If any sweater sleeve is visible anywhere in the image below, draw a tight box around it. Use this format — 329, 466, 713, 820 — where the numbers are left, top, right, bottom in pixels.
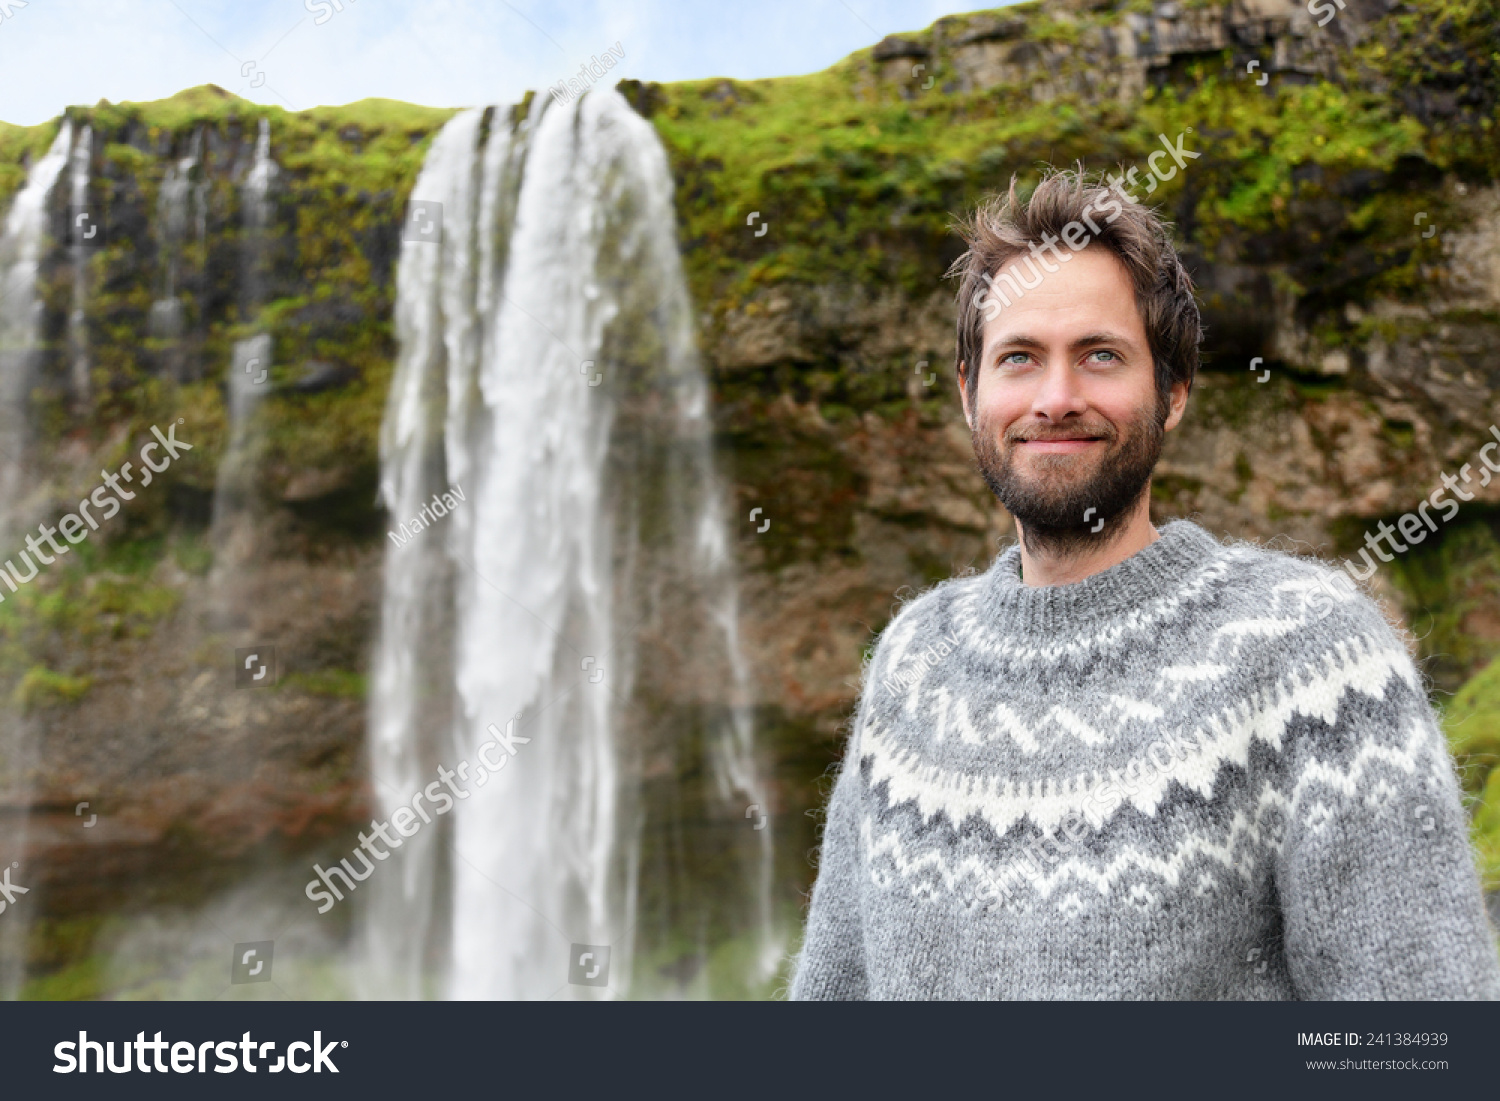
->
789, 727, 869, 1001
1275, 618, 1500, 1000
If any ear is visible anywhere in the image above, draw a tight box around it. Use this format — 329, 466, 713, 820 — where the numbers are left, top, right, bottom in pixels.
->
1162, 379, 1190, 432
958, 362, 973, 430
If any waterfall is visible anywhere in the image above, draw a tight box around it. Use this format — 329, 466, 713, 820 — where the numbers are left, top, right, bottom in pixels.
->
66, 125, 93, 407
0, 121, 72, 540
149, 128, 204, 358
364, 91, 779, 1000
209, 119, 277, 605
242, 118, 276, 243
0, 118, 72, 998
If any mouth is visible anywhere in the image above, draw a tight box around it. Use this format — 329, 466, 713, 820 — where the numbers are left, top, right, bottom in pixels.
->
1013, 434, 1107, 455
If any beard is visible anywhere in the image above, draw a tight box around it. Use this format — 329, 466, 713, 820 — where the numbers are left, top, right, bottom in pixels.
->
972, 395, 1167, 560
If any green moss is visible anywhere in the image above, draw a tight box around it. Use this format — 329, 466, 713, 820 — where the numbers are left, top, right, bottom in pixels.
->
1286, 376, 1346, 402
1471, 768, 1500, 890
1230, 451, 1253, 503
1443, 654, 1500, 889
1029, 13, 1082, 45
19, 954, 106, 1001
171, 532, 213, 576
13, 666, 93, 710
1382, 418, 1417, 452
285, 669, 367, 699
0, 537, 182, 691
1384, 517, 1500, 690
0, 118, 64, 212
1446, 654, 1500, 794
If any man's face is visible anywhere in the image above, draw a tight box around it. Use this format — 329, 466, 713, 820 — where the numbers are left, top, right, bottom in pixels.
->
958, 246, 1188, 554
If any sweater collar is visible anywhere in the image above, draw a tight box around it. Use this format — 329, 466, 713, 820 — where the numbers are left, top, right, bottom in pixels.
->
978, 520, 1224, 638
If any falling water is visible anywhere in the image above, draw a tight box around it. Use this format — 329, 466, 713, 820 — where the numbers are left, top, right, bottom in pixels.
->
242, 118, 276, 244
0, 121, 71, 540
66, 125, 93, 406
0, 119, 72, 998
149, 128, 205, 354
208, 119, 277, 598
364, 91, 779, 1000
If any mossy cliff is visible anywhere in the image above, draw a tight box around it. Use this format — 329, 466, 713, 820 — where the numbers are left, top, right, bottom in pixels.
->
1, 0, 1497, 996
625, 0, 1500, 898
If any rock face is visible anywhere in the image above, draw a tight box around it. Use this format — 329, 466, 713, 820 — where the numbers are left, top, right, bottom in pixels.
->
872, 0, 1393, 101
1, 0, 1498, 994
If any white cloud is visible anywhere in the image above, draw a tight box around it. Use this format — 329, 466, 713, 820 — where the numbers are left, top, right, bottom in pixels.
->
0, 0, 982, 126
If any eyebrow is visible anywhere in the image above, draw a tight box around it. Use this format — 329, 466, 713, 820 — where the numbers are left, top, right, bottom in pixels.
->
988, 331, 1140, 359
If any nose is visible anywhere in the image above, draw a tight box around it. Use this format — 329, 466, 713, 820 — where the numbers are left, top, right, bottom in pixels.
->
1029, 360, 1088, 423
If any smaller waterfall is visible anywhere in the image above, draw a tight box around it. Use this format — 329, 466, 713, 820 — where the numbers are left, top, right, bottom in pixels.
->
0, 121, 72, 540
0, 118, 73, 999
243, 119, 276, 239
210, 331, 272, 563
149, 129, 204, 352
66, 125, 93, 407
208, 119, 278, 614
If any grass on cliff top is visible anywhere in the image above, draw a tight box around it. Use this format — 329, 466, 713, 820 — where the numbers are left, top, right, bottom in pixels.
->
75, 84, 458, 206
646, 0, 1483, 313
0, 119, 64, 211
0, 85, 456, 230
104, 85, 454, 134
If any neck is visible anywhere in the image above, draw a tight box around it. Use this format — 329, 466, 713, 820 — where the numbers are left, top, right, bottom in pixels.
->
1015, 495, 1159, 587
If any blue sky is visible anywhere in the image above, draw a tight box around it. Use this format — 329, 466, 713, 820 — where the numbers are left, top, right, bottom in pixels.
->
0, 0, 998, 126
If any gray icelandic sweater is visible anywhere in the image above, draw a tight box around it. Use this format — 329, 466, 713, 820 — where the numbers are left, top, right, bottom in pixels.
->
790, 521, 1500, 1000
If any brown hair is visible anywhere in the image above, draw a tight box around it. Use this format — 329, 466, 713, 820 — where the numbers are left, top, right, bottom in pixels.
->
947, 168, 1201, 413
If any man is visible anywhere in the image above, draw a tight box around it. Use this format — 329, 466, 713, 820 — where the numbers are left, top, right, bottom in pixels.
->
789, 171, 1500, 999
